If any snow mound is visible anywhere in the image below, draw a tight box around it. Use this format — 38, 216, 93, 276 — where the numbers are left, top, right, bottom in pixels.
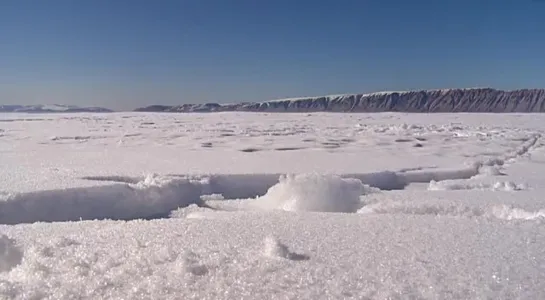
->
428, 180, 526, 191
263, 236, 309, 261
490, 205, 545, 221
491, 181, 527, 191
255, 174, 367, 213
0, 235, 23, 272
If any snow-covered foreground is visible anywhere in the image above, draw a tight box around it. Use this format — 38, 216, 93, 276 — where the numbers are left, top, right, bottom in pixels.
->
1, 112, 545, 299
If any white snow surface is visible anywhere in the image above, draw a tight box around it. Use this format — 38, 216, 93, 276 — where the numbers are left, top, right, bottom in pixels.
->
1, 112, 545, 299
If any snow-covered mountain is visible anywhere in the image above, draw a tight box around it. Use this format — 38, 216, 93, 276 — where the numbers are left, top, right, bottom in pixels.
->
0, 104, 112, 113
134, 88, 545, 113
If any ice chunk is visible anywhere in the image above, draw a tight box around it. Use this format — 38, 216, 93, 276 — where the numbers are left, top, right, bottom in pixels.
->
255, 174, 366, 213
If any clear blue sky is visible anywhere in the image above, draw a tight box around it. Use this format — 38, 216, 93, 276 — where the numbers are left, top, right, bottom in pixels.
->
1, 0, 544, 110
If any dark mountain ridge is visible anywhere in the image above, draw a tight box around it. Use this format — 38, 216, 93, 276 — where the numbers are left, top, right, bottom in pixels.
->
134, 88, 545, 113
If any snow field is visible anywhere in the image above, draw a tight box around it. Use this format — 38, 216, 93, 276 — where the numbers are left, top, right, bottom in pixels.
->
1, 112, 541, 193
0, 112, 544, 225
1, 212, 544, 299
1, 112, 545, 298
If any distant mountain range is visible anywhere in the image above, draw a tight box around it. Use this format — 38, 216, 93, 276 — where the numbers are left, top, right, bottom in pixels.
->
4, 88, 545, 113
134, 88, 545, 113
0, 104, 112, 113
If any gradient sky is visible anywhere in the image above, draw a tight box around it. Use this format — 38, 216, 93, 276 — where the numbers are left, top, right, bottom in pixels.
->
1, 0, 544, 110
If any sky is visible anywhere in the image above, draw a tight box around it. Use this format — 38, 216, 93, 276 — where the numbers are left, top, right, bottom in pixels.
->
0, 0, 544, 111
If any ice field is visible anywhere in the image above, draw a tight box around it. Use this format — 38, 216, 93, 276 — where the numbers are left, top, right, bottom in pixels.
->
1, 112, 545, 299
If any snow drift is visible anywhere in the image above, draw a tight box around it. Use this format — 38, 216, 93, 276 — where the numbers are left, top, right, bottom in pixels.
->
0, 158, 531, 224
0, 175, 206, 224
428, 180, 526, 191
491, 205, 545, 221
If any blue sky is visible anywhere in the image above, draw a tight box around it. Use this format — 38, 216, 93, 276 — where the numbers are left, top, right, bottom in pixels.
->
1, 0, 544, 110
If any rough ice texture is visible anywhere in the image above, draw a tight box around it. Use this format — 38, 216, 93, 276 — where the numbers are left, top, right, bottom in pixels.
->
134, 88, 545, 113
1, 213, 544, 299
1, 112, 545, 298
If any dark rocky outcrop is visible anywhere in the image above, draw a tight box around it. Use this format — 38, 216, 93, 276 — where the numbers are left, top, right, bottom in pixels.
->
134, 88, 545, 113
